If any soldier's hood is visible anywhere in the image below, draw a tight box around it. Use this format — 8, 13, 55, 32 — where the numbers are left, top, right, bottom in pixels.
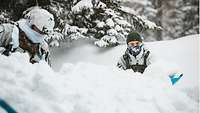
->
17, 19, 45, 44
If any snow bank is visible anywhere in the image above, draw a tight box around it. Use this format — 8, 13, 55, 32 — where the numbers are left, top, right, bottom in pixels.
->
51, 34, 199, 103
0, 52, 198, 113
0, 35, 199, 113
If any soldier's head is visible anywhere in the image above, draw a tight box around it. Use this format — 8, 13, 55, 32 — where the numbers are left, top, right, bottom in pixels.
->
127, 32, 143, 45
126, 32, 144, 56
25, 7, 55, 35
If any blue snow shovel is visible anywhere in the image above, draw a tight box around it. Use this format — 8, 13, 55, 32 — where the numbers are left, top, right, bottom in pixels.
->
169, 73, 183, 85
0, 99, 18, 113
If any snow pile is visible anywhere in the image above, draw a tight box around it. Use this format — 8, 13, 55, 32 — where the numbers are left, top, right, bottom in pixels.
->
51, 34, 199, 102
0, 52, 198, 113
0, 35, 199, 113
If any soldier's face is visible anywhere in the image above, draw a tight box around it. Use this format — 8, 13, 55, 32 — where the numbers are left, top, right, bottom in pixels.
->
127, 41, 143, 56
128, 41, 142, 47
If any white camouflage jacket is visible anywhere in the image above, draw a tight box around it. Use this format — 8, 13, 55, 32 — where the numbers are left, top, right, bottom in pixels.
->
117, 45, 153, 73
0, 22, 50, 64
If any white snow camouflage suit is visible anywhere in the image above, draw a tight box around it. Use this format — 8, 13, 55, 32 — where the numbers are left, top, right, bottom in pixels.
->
0, 20, 50, 64
0, 23, 14, 52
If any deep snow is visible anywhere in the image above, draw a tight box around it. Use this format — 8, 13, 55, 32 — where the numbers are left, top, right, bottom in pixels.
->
0, 35, 199, 113
51, 35, 199, 88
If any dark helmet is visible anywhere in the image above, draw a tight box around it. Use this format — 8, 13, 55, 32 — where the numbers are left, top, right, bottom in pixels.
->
126, 32, 143, 44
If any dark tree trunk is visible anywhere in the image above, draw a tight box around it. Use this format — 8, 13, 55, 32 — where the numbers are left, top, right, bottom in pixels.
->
153, 0, 163, 41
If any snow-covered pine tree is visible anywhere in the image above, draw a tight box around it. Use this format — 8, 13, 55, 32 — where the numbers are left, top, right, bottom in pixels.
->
122, 0, 199, 40
0, 0, 160, 47
47, 0, 160, 47
121, 0, 159, 41
153, 0, 199, 39
179, 0, 199, 36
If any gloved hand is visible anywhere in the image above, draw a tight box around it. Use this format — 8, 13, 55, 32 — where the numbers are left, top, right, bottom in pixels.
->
40, 41, 49, 53
39, 41, 51, 66
117, 62, 126, 70
29, 41, 49, 64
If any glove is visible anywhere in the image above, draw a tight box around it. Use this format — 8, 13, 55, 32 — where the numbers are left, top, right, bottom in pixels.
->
40, 41, 49, 53
117, 63, 126, 70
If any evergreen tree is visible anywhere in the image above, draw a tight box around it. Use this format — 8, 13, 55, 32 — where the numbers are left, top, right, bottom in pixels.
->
0, 0, 160, 47
121, 0, 161, 41
155, 0, 199, 39
180, 0, 199, 36
122, 0, 199, 40
48, 0, 160, 47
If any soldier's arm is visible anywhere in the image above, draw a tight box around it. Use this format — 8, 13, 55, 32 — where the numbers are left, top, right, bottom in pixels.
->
117, 54, 130, 70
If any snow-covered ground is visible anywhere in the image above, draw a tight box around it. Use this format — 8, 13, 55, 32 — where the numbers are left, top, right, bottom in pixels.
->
0, 35, 199, 113
51, 35, 199, 88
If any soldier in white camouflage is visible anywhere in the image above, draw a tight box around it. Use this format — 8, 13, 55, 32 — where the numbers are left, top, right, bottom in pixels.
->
117, 32, 153, 73
0, 7, 54, 65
